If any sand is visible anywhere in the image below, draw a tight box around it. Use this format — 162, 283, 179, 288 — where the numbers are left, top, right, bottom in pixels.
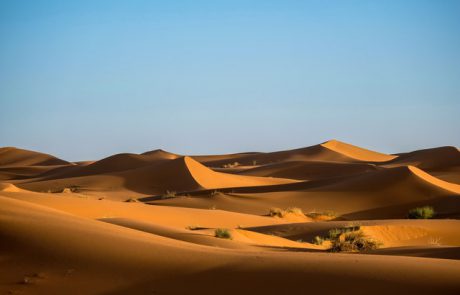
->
1, 140, 460, 294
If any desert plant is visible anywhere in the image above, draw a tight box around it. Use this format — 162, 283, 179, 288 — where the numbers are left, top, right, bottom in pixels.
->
330, 230, 380, 252
269, 207, 286, 218
306, 210, 336, 220
222, 162, 240, 168
328, 228, 342, 240
286, 207, 304, 215
161, 190, 177, 199
269, 207, 305, 218
408, 206, 435, 219
215, 228, 232, 239
312, 236, 325, 245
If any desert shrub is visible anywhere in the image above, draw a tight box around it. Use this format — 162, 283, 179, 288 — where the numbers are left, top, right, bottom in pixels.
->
269, 207, 286, 218
269, 207, 305, 218
328, 228, 342, 240
286, 207, 304, 215
312, 226, 380, 252
161, 190, 177, 199
215, 228, 232, 239
312, 236, 325, 245
222, 162, 240, 168
408, 206, 434, 219
330, 230, 380, 252
306, 211, 336, 220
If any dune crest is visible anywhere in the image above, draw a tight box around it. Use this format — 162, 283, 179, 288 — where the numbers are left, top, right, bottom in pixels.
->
320, 140, 397, 162
182, 156, 297, 190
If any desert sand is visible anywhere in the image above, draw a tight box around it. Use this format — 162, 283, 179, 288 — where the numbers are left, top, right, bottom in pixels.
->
1, 140, 460, 294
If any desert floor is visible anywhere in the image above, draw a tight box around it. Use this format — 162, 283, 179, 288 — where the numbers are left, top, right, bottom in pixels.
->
1, 140, 460, 294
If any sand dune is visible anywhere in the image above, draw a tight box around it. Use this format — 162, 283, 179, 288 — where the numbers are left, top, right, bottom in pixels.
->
239, 160, 379, 180
14, 156, 296, 196
0, 147, 70, 167
195, 140, 397, 167
1, 141, 460, 294
385, 146, 460, 171
0, 182, 24, 192
2, 195, 460, 295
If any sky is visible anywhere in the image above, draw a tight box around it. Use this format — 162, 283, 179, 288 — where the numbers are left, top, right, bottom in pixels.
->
1, 0, 459, 161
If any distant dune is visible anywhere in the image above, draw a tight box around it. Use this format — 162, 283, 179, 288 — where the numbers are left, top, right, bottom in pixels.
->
1, 140, 460, 294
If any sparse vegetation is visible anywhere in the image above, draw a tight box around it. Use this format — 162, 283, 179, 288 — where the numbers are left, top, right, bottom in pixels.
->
312, 236, 325, 245
161, 190, 177, 199
329, 230, 380, 252
269, 207, 286, 217
408, 206, 435, 219
269, 207, 305, 218
306, 210, 336, 220
286, 207, 304, 215
311, 225, 380, 252
222, 162, 240, 168
215, 228, 232, 239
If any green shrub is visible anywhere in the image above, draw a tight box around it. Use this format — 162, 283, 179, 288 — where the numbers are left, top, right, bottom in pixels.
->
215, 228, 232, 239
408, 206, 434, 219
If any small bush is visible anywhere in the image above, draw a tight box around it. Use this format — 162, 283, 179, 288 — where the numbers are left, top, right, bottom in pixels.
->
408, 206, 434, 219
269, 207, 305, 218
222, 162, 240, 168
328, 228, 342, 240
161, 190, 177, 199
306, 211, 336, 220
330, 230, 380, 252
269, 207, 286, 218
312, 236, 325, 245
215, 228, 232, 239
286, 207, 304, 215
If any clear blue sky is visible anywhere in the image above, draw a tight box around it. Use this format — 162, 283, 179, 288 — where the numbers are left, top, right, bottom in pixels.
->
1, 0, 459, 160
